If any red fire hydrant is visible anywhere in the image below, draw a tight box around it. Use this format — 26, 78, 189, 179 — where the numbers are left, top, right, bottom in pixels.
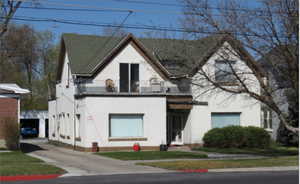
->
133, 143, 140, 152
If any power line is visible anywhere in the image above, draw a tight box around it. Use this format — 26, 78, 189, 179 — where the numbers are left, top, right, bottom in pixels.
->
71, 0, 295, 15
14, 5, 131, 13
19, 1, 184, 15
11, 5, 285, 18
2, 15, 289, 39
85, 11, 133, 71
19, 0, 296, 16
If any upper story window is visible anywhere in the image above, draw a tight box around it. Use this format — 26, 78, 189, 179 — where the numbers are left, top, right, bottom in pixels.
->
120, 63, 139, 92
215, 60, 237, 84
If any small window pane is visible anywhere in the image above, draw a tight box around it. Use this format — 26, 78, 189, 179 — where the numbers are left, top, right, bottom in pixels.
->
215, 60, 236, 82
130, 64, 139, 92
110, 115, 143, 137
120, 63, 129, 92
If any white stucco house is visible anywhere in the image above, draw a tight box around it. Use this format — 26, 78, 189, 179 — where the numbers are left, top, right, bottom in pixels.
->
48, 33, 261, 151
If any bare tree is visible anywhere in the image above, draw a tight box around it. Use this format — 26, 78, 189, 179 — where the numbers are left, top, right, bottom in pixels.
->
0, 0, 22, 37
102, 25, 128, 37
180, 0, 298, 133
36, 31, 59, 99
2, 24, 39, 97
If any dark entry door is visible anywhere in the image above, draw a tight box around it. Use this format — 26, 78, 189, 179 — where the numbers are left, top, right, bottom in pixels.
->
167, 113, 186, 145
45, 119, 49, 138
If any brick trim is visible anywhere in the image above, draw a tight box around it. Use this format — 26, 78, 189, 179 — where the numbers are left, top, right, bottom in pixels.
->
99, 146, 159, 151
108, 137, 147, 142
184, 143, 203, 148
48, 140, 160, 152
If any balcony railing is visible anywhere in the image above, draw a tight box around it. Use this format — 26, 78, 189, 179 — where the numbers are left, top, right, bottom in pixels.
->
75, 80, 191, 96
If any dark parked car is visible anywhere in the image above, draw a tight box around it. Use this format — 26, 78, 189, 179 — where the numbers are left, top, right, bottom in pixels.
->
21, 127, 38, 137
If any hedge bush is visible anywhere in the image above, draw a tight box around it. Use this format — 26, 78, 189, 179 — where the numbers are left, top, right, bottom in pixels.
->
243, 126, 271, 148
203, 126, 271, 148
2, 118, 20, 150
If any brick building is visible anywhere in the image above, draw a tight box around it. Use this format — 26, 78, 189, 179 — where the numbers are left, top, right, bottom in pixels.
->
0, 84, 29, 148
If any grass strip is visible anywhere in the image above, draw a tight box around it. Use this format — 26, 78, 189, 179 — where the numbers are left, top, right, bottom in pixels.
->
138, 156, 299, 170
194, 146, 299, 156
0, 152, 65, 176
96, 151, 208, 160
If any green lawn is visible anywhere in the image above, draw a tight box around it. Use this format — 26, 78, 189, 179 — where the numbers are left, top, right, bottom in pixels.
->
0, 151, 66, 176
194, 146, 299, 156
138, 156, 299, 170
96, 151, 208, 160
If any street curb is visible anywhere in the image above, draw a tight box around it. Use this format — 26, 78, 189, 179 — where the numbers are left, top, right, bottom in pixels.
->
208, 166, 299, 173
179, 169, 208, 173
177, 166, 298, 173
0, 174, 61, 181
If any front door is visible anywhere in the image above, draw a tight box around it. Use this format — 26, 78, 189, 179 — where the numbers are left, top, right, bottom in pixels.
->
167, 113, 184, 145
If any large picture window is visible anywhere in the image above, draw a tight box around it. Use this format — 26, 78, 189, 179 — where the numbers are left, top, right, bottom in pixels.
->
211, 113, 240, 128
109, 114, 144, 137
120, 63, 139, 92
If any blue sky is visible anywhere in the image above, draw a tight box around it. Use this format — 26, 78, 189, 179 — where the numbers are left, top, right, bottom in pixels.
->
14, 0, 185, 41
13, 0, 260, 42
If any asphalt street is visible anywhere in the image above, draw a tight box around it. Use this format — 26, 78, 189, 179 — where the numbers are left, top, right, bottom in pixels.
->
3, 171, 299, 184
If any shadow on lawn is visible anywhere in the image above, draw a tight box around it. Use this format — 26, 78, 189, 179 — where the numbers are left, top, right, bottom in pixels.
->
20, 143, 46, 153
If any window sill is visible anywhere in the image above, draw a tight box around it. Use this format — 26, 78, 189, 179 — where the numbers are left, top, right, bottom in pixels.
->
108, 137, 147, 142
264, 128, 273, 133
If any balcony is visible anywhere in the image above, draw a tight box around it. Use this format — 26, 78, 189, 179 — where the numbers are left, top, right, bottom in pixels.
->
75, 80, 191, 96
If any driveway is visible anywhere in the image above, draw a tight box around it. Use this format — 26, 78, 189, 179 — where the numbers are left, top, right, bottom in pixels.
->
20, 139, 170, 176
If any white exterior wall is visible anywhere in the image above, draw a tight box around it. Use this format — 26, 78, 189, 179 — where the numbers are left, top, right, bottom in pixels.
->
50, 52, 77, 145
186, 42, 261, 144
49, 42, 169, 148
73, 98, 86, 148
49, 40, 262, 148
80, 97, 166, 148
48, 100, 57, 141
89, 42, 175, 88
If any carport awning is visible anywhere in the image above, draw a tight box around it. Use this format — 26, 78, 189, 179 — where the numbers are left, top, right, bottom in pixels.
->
167, 96, 193, 110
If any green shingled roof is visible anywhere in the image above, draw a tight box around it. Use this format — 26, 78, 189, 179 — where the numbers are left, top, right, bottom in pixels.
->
62, 33, 124, 74
61, 33, 226, 76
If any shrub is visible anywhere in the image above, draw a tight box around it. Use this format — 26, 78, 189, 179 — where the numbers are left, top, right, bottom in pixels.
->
2, 118, 20, 150
203, 125, 271, 149
244, 126, 271, 148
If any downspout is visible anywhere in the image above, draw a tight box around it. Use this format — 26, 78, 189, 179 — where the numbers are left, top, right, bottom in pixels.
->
56, 90, 59, 143
73, 74, 77, 150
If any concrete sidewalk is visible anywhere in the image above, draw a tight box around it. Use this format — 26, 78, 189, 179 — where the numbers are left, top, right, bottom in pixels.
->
128, 156, 267, 164
21, 139, 298, 177
168, 145, 265, 159
209, 166, 298, 173
21, 140, 171, 177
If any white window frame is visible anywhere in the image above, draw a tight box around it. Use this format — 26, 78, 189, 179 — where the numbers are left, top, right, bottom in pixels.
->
261, 108, 273, 131
109, 114, 144, 138
119, 63, 140, 93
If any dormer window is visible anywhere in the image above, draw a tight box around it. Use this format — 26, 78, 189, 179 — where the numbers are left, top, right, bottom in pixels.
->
120, 63, 139, 92
215, 60, 237, 84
